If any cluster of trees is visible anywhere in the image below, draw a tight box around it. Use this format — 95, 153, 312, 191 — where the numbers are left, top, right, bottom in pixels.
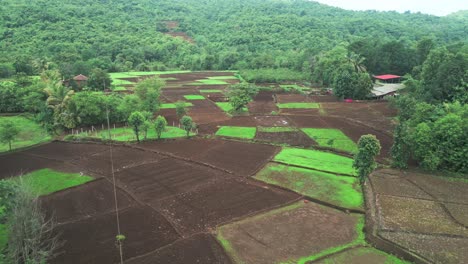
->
311, 46, 373, 99
0, 0, 466, 78
391, 45, 467, 174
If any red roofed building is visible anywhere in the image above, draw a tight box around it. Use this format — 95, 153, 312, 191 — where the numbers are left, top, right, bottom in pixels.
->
72, 74, 88, 88
373, 74, 402, 83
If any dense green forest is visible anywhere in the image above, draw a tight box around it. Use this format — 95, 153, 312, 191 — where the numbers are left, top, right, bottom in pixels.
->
0, 0, 466, 78
0, 0, 467, 174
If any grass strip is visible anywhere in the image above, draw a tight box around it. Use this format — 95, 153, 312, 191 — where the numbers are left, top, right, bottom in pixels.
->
0, 116, 51, 152
274, 147, 357, 176
255, 163, 362, 209
183, 95, 205, 100
200, 89, 223, 93
257, 127, 297, 133
9, 169, 94, 196
160, 102, 193, 109
215, 126, 256, 139
302, 128, 358, 153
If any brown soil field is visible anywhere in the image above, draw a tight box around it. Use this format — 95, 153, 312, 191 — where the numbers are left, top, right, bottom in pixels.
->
218, 202, 362, 264
255, 131, 316, 147
24, 141, 108, 161
193, 140, 279, 176
309, 95, 338, 102
51, 205, 180, 264
41, 179, 135, 224
187, 99, 230, 124
366, 168, 468, 264
277, 94, 315, 103
126, 234, 232, 264
248, 91, 278, 114
75, 145, 165, 175
154, 178, 300, 236
0, 152, 79, 179
139, 138, 223, 159
114, 158, 229, 203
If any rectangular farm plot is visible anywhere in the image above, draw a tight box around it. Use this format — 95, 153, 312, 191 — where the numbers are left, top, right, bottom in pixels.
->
154, 178, 299, 236
255, 163, 362, 210
115, 158, 229, 203
183, 94, 205, 100
51, 206, 180, 264
274, 147, 357, 176
126, 233, 233, 264
257, 126, 297, 133
215, 126, 256, 139
200, 89, 223, 93
41, 179, 134, 224
11, 168, 94, 196
277, 102, 320, 109
217, 202, 364, 264
160, 102, 194, 109
302, 128, 358, 153
194, 140, 279, 176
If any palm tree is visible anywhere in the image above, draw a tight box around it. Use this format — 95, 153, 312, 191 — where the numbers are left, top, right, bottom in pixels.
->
43, 70, 77, 128
346, 52, 367, 73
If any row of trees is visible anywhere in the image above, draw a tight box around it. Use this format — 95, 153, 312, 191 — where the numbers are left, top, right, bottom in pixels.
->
390, 45, 467, 174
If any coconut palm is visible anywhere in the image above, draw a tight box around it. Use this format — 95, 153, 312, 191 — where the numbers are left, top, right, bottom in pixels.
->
43, 70, 78, 128
346, 52, 367, 73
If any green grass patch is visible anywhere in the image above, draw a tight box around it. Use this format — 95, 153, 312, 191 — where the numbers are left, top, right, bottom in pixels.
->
316, 247, 411, 264
215, 102, 248, 114
215, 126, 256, 139
200, 89, 223, 93
277, 103, 320, 109
207, 76, 238, 80
183, 95, 205, 100
257, 127, 297, 133
160, 102, 193, 109
11, 169, 93, 196
0, 116, 51, 152
302, 128, 358, 153
189, 79, 229, 85
255, 164, 362, 209
90, 126, 195, 141
112, 86, 127, 92
274, 147, 357, 176
112, 79, 134, 85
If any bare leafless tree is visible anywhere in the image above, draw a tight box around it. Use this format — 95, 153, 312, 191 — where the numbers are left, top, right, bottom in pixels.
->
5, 179, 62, 264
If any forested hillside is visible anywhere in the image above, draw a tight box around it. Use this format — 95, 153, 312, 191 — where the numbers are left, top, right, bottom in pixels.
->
0, 0, 466, 78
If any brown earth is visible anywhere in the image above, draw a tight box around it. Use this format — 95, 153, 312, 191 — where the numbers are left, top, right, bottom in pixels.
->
154, 178, 300, 236
192, 140, 279, 176
126, 233, 232, 264
248, 91, 278, 114
0, 152, 81, 179
165, 32, 195, 43
366, 168, 468, 264
51, 205, 180, 264
315, 247, 404, 264
41, 179, 135, 224
218, 202, 362, 264
114, 158, 229, 203
255, 131, 316, 147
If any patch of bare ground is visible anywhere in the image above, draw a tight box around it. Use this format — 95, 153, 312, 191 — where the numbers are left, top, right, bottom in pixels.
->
218, 202, 361, 264
126, 234, 232, 264
366, 168, 468, 264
